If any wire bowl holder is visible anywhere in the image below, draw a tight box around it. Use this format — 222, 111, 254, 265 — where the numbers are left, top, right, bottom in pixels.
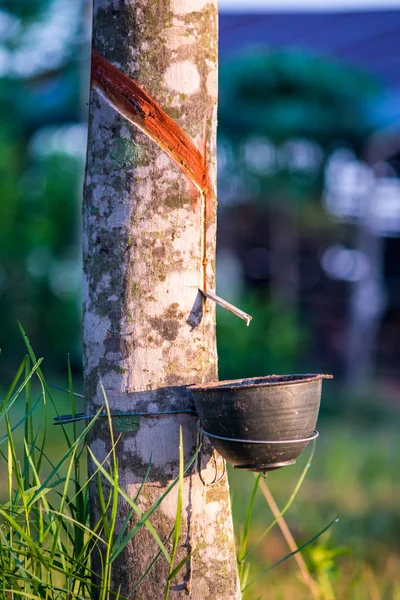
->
196, 420, 319, 472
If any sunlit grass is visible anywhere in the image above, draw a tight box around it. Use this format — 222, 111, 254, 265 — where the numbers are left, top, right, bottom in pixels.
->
229, 418, 400, 599
0, 333, 193, 599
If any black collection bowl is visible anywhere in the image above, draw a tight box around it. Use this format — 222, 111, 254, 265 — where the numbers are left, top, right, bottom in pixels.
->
189, 374, 332, 472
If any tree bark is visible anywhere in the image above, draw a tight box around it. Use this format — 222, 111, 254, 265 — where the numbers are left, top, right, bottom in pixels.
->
83, 1, 240, 598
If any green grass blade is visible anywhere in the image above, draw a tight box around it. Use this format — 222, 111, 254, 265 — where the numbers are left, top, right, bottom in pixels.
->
113, 456, 154, 552
1, 356, 26, 405
89, 446, 170, 563
18, 322, 73, 448
240, 562, 251, 591
244, 439, 316, 561
238, 473, 261, 563
127, 529, 174, 598
0, 590, 44, 599
167, 554, 191, 582
20, 430, 40, 494
0, 358, 43, 423
171, 427, 184, 561
27, 407, 102, 508
104, 444, 200, 564
165, 427, 185, 599
67, 354, 78, 443
22, 439, 68, 572
97, 470, 111, 539
97, 384, 121, 600
6, 425, 14, 549
24, 354, 31, 449
0, 508, 49, 568
49, 441, 80, 563
0, 396, 42, 446
32, 413, 47, 483
134, 456, 153, 504
88, 447, 170, 564
1, 525, 111, 593
241, 515, 339, 592
45, 510, 108, 546
5, 411, 28, 508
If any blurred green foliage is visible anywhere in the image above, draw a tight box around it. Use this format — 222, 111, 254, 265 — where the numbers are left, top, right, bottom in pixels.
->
219, 50, 379, 145
0, 140, 82, 373
0, 1, 83, 376
217, 296, 308, 380
218, 50, 380, 215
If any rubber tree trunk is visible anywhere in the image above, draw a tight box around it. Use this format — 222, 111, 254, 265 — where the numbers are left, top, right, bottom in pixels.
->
83, 1, 240, 598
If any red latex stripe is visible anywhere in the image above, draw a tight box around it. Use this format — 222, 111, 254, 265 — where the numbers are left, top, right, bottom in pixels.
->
91, 50, 211, 200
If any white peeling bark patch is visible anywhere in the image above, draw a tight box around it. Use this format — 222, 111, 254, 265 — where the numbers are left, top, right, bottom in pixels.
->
206, 69, 218, 99
164, 60, 201, 94
172, 0, 212, 15
83, 0, 240, 598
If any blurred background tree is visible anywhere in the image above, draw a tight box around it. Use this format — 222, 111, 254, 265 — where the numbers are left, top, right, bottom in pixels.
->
216, 50, 381, 383
0, 0, 86, 376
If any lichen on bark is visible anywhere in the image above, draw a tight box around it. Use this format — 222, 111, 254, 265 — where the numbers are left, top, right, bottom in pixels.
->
83, 0, 240, 598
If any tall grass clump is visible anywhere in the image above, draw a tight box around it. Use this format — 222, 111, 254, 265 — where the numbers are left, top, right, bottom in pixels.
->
0, 330, 193, 599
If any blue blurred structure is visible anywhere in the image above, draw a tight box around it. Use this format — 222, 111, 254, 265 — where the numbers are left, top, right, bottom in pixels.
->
220, 10, 400, 128
216, 8, 400, 392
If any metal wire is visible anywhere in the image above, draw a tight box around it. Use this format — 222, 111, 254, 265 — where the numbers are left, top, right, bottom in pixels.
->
196, 427, 227, 487
53, 409, 197, 425
196, 421, 319, 445
54, 409, 225, 486
50, 385, 85, 398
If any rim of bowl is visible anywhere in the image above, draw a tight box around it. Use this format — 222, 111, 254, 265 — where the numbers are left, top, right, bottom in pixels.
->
188, 373, 333, 392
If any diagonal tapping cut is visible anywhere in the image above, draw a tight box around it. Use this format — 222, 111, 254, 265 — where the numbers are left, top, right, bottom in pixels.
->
91, 49, 211, 292
91, 50, 251, 323
91, 50, 211, 202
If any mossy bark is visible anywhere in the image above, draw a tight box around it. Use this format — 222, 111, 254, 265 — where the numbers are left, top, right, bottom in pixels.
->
83, 0, 240, 598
